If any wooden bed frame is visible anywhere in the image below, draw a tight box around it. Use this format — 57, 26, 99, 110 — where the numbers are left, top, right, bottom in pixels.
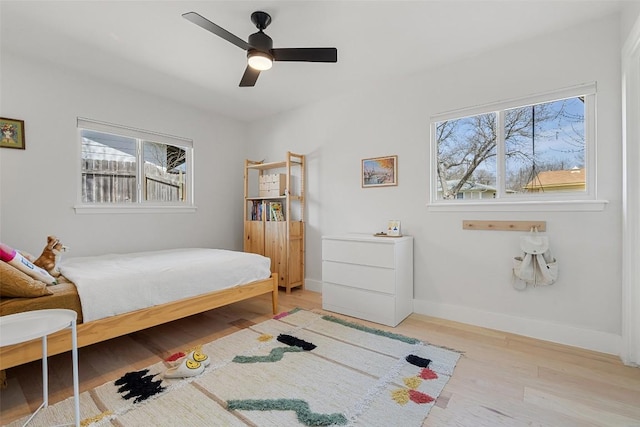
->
0, 273, 278, 371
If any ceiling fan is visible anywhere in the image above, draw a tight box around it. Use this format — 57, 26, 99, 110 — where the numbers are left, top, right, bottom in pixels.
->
182, 11, 338, 87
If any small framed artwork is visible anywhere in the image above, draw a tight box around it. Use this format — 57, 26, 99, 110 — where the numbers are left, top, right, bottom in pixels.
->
362, 155, 398, 188
0, 117, 25, 150
387, 220, 402, 236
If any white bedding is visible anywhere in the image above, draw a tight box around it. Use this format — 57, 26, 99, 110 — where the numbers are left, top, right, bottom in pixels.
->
59, 248, 271, 322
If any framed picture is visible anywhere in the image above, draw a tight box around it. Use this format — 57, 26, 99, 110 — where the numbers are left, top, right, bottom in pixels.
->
387, 220, 402, 236
362, 155, 397, 188
0, 117, 25, 150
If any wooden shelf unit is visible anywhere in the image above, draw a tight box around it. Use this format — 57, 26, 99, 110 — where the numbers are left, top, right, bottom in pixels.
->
244, 152, 305, 293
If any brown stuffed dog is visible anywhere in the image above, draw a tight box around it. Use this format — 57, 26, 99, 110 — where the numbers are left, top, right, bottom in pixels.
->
34, 235, 67, 278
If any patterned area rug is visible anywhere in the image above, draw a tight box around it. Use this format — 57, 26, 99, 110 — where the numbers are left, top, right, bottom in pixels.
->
9, 309, 461, 427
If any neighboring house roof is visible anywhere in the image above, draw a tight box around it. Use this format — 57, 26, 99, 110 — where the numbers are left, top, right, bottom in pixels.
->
524, 168, 585, 190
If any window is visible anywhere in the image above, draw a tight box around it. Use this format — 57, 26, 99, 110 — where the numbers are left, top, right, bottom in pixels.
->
430, 83, 596, 205
77, 118, 194, 212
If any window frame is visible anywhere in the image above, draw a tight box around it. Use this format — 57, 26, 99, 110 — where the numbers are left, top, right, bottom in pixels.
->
75, 118, 196, 214
428, 83, 607, 212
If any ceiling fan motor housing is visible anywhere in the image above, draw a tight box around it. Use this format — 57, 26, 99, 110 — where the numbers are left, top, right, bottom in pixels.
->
248, 31, 273, 54
248, 10, 273, 58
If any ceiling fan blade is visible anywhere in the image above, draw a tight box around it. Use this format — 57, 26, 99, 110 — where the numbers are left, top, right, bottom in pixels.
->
271, 48, 337, 62
239, 66, 260, 87
182, 12, 252, 51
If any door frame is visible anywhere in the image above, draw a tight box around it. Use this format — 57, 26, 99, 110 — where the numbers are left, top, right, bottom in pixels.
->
622, 13, 640, 367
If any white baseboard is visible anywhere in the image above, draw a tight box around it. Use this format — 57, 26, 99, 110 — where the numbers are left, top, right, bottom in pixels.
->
306, 284, 621, 356
412, 298, 622, 356
304, 278, 323, 293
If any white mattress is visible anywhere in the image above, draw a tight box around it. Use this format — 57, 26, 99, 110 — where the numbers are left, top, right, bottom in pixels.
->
59, 248, 271, 322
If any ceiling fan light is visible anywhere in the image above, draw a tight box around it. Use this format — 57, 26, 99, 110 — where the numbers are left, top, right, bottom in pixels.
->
247, 51, 273, 71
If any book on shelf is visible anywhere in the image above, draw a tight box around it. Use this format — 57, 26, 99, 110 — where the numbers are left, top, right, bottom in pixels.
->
248, 200, 286, 221
250, 200, 264, 221
269, 201, 285, 221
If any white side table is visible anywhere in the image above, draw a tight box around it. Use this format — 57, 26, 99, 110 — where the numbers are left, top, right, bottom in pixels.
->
0, 309, 80, 426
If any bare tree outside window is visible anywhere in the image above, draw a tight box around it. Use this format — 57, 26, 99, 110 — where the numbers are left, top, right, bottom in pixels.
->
436, 113, 497, 199
435, 95, 586, 201
505, 98, 585, 194
143, 141, 187, 202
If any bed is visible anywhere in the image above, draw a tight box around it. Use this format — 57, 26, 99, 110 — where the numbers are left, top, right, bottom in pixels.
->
0, 248, 278, 371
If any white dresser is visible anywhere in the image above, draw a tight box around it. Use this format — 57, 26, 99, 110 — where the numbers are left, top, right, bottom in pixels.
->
322, 234, 413, 327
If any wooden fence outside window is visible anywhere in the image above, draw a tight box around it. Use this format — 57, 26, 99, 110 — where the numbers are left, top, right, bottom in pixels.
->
81, 159, 184, 203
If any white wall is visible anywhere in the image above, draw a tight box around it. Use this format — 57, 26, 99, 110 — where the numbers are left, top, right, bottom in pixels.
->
0, 53, 247, 256
622, 1, 640, 41
248, 14, 623, 354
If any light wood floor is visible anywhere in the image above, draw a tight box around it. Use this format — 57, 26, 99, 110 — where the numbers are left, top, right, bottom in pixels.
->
1, 290, 639, 426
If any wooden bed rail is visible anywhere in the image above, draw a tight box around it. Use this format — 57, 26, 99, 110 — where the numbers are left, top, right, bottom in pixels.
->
0, 274, 278, 371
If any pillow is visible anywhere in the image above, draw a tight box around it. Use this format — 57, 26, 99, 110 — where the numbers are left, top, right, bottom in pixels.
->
0, 261, 53, 298
0, 242, 57, 285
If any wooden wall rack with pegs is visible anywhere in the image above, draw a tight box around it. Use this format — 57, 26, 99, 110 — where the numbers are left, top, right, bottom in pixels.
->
462, 220, 546, 232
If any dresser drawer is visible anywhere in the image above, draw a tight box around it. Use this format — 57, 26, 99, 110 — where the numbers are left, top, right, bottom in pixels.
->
322, 261, 395, 294
322, 239, 395, 268
322, 282, 396, 326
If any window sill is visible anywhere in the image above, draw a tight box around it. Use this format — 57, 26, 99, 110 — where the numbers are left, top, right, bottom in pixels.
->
426, 199, 608, 212
74, 205, 197, 214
